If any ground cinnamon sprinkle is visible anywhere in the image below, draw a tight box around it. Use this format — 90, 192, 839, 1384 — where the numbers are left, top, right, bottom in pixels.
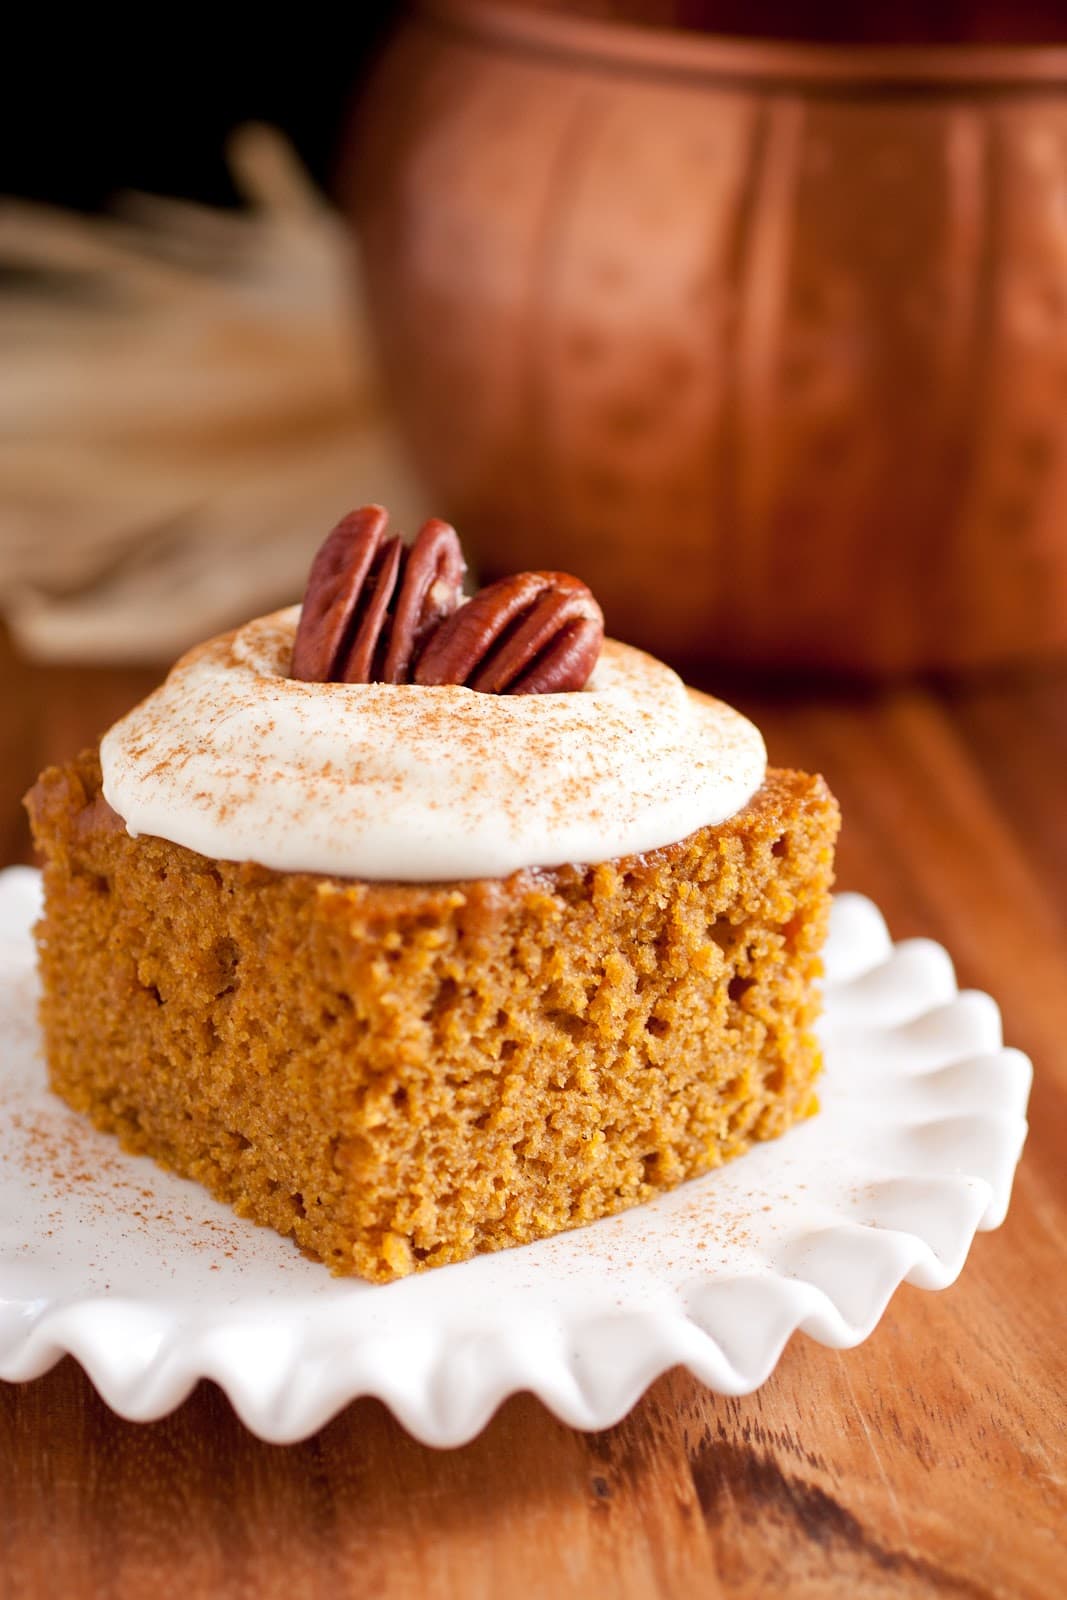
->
7, 1104, 253, 1263
97, 613, 768, 886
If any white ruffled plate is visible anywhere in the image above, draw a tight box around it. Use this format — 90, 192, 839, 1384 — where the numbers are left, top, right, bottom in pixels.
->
0, 866, 1030, 1446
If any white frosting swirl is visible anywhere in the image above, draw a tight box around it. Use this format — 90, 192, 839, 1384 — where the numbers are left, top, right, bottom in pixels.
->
100, 607, 766, 881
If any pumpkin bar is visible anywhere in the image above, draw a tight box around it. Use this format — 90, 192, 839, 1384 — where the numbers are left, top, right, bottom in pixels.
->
27, 749, 837, 1282
25, 506, 840, 1281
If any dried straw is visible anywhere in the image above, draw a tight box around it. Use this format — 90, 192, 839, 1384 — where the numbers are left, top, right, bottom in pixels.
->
0, 124, 425, 662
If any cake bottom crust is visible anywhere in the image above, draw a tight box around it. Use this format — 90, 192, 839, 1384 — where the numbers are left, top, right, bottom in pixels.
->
27, 753, 840, 1282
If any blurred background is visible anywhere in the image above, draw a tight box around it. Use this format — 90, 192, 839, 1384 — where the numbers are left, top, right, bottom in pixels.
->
5, 0, 1067, 856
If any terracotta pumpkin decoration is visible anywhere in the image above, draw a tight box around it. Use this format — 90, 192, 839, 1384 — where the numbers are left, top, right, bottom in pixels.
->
343, 0, 1067, 675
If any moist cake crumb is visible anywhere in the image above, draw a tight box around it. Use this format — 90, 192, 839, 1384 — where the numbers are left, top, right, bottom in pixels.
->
26, 748, 839, 1282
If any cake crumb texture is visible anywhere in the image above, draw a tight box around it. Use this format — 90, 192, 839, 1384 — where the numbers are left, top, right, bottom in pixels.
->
26, 752, 839, 1282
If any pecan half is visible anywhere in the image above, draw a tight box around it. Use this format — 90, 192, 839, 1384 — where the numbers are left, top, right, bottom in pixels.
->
291, 507, 466, 684
338, 532, 404, 684
291, 505, 389, 683
381, 517, 467, 684
414, 571, 604, 694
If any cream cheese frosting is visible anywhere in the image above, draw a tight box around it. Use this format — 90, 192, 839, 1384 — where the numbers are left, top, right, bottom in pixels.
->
99, 606, 767, 881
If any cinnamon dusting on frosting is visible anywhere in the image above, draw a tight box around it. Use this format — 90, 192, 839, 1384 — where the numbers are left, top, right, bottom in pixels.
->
99, 606, 767, 881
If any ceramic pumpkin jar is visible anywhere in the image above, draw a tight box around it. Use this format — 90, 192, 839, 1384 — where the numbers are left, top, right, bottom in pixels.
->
343, 0, 1067, 675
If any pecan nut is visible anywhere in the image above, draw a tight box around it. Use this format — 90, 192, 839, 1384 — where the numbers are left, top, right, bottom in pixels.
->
414, 571, 604, 694
381, 517, 467, 684
291, 507, 466, 684
291, 505, 389, 683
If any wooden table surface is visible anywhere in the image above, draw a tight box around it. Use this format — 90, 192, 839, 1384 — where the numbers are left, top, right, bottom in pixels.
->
1, 623, 1064, 1600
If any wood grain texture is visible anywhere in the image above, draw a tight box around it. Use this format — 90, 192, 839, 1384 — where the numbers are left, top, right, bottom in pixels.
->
1, 623, 1064, 1600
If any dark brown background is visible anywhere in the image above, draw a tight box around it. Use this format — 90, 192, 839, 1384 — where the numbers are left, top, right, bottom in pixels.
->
2, 9, 395, 211
2, 623, 1064, 1598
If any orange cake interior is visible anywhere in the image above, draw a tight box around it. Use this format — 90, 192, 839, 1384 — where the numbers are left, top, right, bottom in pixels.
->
28, 750, 839, 1282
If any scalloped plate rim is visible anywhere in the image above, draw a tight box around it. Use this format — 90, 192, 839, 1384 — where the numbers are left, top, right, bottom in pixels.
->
0, 869, 1031, 1446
